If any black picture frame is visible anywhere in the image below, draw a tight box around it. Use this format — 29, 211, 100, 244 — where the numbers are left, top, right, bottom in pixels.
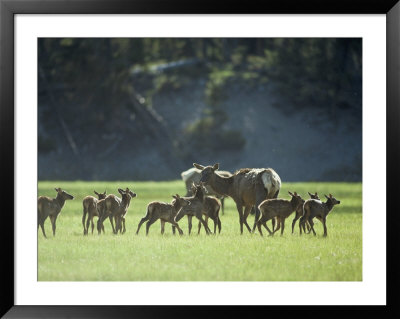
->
1, 0, 399, 317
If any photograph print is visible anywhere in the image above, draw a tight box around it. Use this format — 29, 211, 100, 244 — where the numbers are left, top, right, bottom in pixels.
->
37, 38, 362, 281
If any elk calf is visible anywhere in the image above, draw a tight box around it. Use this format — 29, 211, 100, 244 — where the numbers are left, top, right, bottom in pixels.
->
192, 183, 222, 234
97, 188, 136, 234
256, 191, 303, 236
136, 194, 189, 235
300, 194, 340, 237
174, 191, 213, 235
38, 188, 74, 238
291, 192, 320, 234
82, 190, 107, 235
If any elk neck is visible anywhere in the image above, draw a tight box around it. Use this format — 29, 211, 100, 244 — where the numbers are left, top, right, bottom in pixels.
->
210, 173, 234, 197
55, 193, 66, 209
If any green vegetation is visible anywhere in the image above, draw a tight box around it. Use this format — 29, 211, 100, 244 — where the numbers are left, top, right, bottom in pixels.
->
38, 181, 362, 281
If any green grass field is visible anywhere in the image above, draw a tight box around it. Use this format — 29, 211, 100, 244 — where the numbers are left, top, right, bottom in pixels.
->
38, 181, 362, 281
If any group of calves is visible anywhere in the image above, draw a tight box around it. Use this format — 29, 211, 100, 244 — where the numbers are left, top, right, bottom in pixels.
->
37, 185, 340, 238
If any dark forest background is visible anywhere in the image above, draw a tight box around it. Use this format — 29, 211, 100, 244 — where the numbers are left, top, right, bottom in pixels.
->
38, 38, 362, 181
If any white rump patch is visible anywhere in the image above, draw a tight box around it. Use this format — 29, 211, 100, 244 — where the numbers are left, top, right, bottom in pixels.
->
181, 167, 200, 182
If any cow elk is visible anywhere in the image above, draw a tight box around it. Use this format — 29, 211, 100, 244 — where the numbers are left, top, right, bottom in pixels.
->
38, 188, 74, 238
136, 194, 189, 235
193, 163, 281, 234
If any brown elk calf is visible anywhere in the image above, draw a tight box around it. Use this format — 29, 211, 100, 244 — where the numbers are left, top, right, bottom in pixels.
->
256, 191, 303, 236
97, 188, 136, 234
82, 190, 107, 235
291, 192, 320, 234
38, 188, 74, 238
136, 194, 190, 235
300, 194, 341, 237
174, 190, 213, 235
192, 183, 222, 234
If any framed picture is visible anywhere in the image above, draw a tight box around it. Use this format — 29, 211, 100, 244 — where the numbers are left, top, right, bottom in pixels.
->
1, 0, 398, 317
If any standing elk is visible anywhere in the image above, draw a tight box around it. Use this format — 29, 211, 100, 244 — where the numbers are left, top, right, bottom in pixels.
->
193, 163, 281, 234
38, 188, 74, 238
82, 190, 107, 235
97, 188, 136, 234
256, 191, 303, 236
291, 192, 320, 234
136, 194, 190, 236
192, 183, 222, 234
181, 167, 232, 215
300, 194, 341, 237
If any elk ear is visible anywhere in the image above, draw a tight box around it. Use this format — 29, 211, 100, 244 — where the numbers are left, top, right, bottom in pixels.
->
94, 190, 99, 195
175, 194, 180, 198
172, 195, 177, 199
118, 188, 124, 195
288, 191, 294, 196
55, 188, 61, 193
212, 163, 219, 171
193, 163, 205, 170
329, 193, 332, 198
294, 191, 297, 196
308, 192, 312, 197
324, 194, 329, 199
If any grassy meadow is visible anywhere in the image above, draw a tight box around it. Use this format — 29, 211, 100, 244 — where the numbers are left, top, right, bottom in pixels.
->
38, 181, 362, 281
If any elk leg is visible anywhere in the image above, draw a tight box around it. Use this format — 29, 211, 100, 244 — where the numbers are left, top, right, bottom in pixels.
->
91, 216, 95, 234
235, 202, 245, 235
197, 220, 202, 235
122, 217, 126, 234
321, 217, 328, 237
109, 215, 116, 234
204, 216, 210, 234
198, 215, 211, 235
39, 219, 47, 238
213, 217, 218, 234
217, 217, 222, 234
145, 216, 158, 235
172, 226, 176, 235
221, 197, 225, 215
82, 207, 88, 235
243, 206, 252, 233
253, 188, 267, 233
136, 216, 148, 235
272, 217, 281, 236
280, 218, 285, 236
160, 220, 165, 235
49, 215, 57, 236
170, 221, 183, 235
292, 213, 301, 234
308, 218, 317, 236
85, 215, 91, 236
256, 217, 265, 236
187, 215, 193, 235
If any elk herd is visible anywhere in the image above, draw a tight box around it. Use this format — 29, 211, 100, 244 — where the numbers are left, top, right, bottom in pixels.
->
37, 163, 340, 239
